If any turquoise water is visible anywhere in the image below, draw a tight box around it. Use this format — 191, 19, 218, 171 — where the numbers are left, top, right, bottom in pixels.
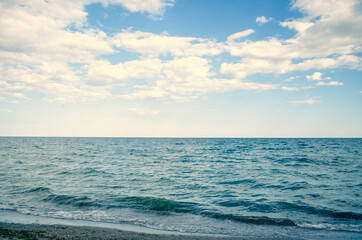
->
0, 137, 361, 239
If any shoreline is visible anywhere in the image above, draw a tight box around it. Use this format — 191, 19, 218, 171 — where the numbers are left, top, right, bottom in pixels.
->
0, 222, 255, 240
2, 210, 361, 240
0, 210, 255, 240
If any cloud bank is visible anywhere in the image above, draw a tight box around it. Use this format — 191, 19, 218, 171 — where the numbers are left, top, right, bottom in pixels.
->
0, 0, 361, 104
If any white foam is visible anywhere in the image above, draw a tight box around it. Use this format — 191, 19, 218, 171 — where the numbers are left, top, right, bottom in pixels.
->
0, 209, 224, 237
298, 222, 362, 233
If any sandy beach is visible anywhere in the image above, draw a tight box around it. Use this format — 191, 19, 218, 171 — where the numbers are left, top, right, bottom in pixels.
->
0, 222, 257, 240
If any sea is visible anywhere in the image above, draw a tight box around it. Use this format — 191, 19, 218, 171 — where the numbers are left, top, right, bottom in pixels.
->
0, 137, 361, 239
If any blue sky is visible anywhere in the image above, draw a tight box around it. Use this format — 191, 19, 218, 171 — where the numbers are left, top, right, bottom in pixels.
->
0, 0, 361, 137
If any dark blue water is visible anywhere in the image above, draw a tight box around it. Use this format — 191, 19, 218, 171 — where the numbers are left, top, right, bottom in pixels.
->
0, 137, 361, 239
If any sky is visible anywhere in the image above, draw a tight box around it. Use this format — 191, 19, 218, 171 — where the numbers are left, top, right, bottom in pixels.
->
0, 0, 361, 137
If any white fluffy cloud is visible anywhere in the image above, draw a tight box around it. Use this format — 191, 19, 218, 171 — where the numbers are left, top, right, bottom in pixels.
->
112, 30, 223, 57
227, 29, 254, 42
280, 21, 314, 34
316, 81, 343, 86
0, 0, 360, 104
86, 58, 162, 85
0, 0, 178, 103
256, 16, 272, 24
222, 53, 361, 79
281, 86, 298, 91
0, 0, 116, 103
224, 0, 362, 80
0, 60, 110, 104
292, 55, 361, 71
99, 0, 174, 16
226, 37, 297, 59
0, 1, 113, 61
220, 58, 292, 78
283, 0, 362, 58
306, 72, 323, 80
122, 57, 277, 100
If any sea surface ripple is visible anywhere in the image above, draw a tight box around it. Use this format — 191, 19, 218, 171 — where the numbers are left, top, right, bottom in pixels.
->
0, 137, 361, 239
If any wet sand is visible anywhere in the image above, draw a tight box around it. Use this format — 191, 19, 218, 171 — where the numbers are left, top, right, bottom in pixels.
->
0, 222, 258, 240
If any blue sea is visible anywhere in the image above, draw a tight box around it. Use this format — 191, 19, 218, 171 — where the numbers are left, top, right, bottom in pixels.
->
0, 137, 361, 239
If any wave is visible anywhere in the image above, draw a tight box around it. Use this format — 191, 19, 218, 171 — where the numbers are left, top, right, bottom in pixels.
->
2, 194, 361, 233
215, 199, 362, 221
42, 194, 102, 208
23, 187, 52, 194
201, 211, 296, 226
282, 181, 311, 190
109, 196, 197, 213
218, 179, 256, 185
294, 157, 314, 163
20, 187, 100, 209
37, 191, 362, 222
34, 192, 197, 213
14, 185, 362, 224
111, 197, 298, 227
276, 202, 362, 220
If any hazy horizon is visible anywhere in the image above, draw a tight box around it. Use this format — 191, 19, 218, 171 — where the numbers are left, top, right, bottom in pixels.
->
0, 136, 361, 139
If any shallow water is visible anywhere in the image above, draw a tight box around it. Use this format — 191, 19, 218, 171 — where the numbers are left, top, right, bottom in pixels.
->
0, 137, 361, 239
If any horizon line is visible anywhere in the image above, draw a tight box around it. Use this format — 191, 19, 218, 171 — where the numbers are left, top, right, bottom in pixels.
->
0, 136, 361, 139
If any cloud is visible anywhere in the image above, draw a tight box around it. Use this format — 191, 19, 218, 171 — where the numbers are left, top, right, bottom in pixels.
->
0, 2, 113, 62
315, 81, 343, 86
0, 0, 117, 103
227, 29, 254, 42
306, 72, 323, 80
286, 0, 362, 58
42, 84, 111, 104
291, 0, 355, 19
301, 86, 315, 90
284, 76, 295, 82
221, 54, 361, 79
121, 56, 277, 101
122, 80, 277, 101
0, 77, 31, 102
291, 55, 361, 71
280, 20, 314, 33
86, 60, 129, 85
224, 0, 362, 81
226, 37, 297, 59
0, 0, 178, 103
86, 58, 162, 85
0, 60, 111, 104
112, 30, 223, 57
281, 86, 298, 91
121, 56, 215, 100
100, 0, 174, 17
220, 57, 294, 78
0, 0, 360, 104
127, 107, 159, 115
289, 96, 321, 105
256, 16, 273, 24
